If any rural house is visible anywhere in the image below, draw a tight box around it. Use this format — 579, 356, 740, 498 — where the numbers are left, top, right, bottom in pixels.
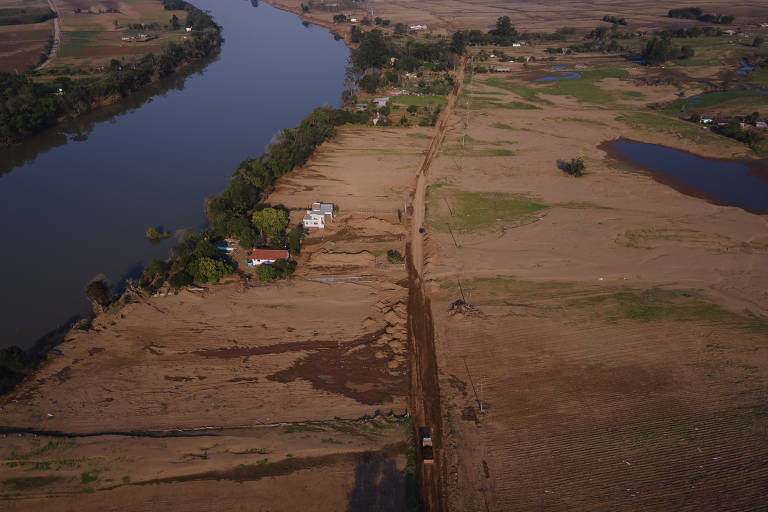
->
373, 97, 389, 108
303, 202, 334, 229
248, 249, 289, 267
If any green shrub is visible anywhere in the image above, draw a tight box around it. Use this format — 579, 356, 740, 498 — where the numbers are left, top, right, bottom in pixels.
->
562, 157, 585, 176
256, 264, 277, 282
386, 249, 404, 263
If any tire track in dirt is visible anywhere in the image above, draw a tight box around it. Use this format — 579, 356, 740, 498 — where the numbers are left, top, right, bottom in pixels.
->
407, 55, 467, 512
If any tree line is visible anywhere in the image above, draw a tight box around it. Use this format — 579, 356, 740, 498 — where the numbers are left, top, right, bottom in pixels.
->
668, 7, 734, 24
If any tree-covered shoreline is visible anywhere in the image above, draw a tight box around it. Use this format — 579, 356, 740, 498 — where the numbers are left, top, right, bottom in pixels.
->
0, 0, 222, 146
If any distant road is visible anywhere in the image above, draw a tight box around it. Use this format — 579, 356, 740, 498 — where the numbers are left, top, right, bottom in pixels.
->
36, 0, 61, 70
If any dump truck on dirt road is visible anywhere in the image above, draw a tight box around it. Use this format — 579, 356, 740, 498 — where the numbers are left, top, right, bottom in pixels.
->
419, 426, 434, 464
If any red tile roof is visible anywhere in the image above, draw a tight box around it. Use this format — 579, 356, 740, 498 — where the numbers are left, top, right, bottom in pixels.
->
249, 249, 289, 261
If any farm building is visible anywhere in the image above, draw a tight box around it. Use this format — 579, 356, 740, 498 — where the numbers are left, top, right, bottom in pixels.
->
248, 249, 289, 266
303, 202, 334, 229
373, 97, 389, 108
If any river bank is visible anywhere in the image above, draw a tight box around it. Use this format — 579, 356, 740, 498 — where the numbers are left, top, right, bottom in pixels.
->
0, 0, 349, 351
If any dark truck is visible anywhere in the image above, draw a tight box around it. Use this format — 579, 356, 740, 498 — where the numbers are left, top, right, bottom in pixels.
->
419, 426, 434, 464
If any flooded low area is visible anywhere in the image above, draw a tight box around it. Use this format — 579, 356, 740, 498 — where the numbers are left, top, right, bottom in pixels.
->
608, 141, 768, 214
536, 71, 581, 82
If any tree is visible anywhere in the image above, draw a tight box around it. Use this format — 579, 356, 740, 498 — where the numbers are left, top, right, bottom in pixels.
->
561, 157, 585, 176
352, 29, 389, 69
84, 278, 112, 313
406, 104, 419, 114
170, 14, 180, 29
690, 113, 701, 123
754, 35, 765, 48
451, 31, 467, 55
188, 257, 232, 283
146, 226, 171, 240
288, 227, 303, 254
642, 37, 671, 65
168, 270, 193, 288
491, 16, 517, 38
252, 207, 289, 238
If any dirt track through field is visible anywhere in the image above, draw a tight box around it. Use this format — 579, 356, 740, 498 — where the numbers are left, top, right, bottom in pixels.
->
407, 55, 467, 512
35, 0, 60, 70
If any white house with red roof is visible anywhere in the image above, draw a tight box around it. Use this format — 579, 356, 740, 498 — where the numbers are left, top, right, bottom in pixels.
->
248, 249, 289, 267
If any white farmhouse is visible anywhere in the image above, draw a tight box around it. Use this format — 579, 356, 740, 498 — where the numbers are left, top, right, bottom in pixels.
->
248, 249, 289, 266
303, 202, 334, 229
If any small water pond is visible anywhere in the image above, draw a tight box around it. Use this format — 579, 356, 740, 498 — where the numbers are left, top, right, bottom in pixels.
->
609, 141, 768, 213
551, 65, 567, 70
536, 71, 582, 82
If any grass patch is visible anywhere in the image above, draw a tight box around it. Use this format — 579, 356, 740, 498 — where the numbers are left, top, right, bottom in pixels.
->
555, 201, 612, 209
483, 78, 552, 104
474, 100, 541, 110
2, 476, 63, 491
750, 69, 768, 89
568, 288, 768, 332
392, 95, 447, 108
428, 187, 548, 233
617, 112, 726, 145
436, 275, 578, 303
122, 475, 131, 485
80, 471, 99, 485
673, 58, 719, 67
283, 423, 324, 434
406, 132, 431, 139
551, 117, 609, 127
0, 7, 54, 26
321, 437, 343, 444
616, 227, 726, 249
664, 89, 768, 114
58, 30, 100, 58
441, 147, 514, 157
537, 68, 629, 104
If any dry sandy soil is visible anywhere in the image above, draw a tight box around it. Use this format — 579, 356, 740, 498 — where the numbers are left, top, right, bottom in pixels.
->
416, 50, 768, 511
0, 126, 434, 509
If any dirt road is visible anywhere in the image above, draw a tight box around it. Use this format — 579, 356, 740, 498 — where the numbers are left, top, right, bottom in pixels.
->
407, 56, 467, 512
36, 0, 61, 70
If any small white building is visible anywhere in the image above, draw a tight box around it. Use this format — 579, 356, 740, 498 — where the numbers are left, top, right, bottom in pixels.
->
303, 202, 334, 229
373, 97, 389, 108
409, 24, 427, 30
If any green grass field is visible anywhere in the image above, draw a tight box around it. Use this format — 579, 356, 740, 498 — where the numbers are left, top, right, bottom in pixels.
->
537, 68, 629, 104
665, 89, 768, 114
392, 95, 447, 107
427, 187, 548, 233
58, 30, 100, 58
483, 78, 553, 105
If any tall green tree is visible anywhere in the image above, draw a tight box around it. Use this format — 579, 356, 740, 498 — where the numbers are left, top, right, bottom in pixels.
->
252, 208, 288, 238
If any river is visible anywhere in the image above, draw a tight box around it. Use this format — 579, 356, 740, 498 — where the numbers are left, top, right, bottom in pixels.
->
0, 0, 349, 350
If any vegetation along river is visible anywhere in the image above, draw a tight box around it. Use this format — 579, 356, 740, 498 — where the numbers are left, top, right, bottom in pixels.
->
0, 0, 349, 350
